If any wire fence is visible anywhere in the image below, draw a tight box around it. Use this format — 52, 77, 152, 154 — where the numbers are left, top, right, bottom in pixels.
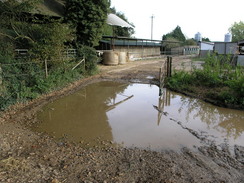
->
1, 58, 45, 79
0, 48, 82, 80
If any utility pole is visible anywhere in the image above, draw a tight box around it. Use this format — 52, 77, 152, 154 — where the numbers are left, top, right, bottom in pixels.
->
150, 14, 155, 40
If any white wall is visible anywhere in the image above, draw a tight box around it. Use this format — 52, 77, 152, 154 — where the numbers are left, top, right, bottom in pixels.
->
200, 42, 214, 50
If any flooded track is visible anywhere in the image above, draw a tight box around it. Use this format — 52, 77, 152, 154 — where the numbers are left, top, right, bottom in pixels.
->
1, 57, 243, 183
35, 81, 244, 151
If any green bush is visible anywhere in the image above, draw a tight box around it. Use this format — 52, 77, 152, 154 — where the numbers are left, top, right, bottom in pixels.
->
225, 76, 244, 98
76, 45, 98, 75
0, 51, 89, 111
165, 71, 194, 90
166, 54, 244, 108
0, 0, 104, 111
193, 70, 223, 87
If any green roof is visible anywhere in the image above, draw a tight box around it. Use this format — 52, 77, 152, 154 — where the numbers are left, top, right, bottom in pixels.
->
100, 40, 161, 47
32, 0, 65, 17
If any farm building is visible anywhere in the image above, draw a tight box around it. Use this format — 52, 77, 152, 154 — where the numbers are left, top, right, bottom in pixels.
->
214, 42, 238, 55
96, 36, 162, 61
199, 41, 214, 57
238, 40, 244, 55
237, 40, 244, 66
171, 46, 200, 56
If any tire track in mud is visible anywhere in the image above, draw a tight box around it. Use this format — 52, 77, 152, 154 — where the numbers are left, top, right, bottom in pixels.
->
153, 104, 244, 169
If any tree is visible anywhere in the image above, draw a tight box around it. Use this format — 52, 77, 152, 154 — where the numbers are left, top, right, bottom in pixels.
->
202, 37, 211, 42
65, 0, 110, 47
162, 25, 186, 43
0, 0, 73, 65
229, 21, 244, 42
0, 0, 39, 47
185, 39, 197, 46
162, 37, 181, 51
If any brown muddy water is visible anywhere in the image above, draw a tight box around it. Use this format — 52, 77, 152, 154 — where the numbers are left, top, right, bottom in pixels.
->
34, 81, 244, 151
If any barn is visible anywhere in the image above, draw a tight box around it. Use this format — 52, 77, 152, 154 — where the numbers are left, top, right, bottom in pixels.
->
97, 36, 162, 61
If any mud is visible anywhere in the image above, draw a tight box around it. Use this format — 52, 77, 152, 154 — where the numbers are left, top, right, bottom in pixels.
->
0, 56, 243, 183
34, 81, 244, 151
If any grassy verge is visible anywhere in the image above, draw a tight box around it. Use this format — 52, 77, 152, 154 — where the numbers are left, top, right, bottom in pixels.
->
0, 46, 98, 111
166, 54, 244, 109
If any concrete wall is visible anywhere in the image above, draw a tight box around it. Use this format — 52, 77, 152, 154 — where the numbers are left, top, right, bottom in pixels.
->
200, 42, 214, 50
171, 46, 199, 55
114, 46, 160, 60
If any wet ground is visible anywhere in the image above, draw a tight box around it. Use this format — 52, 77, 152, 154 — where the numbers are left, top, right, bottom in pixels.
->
34, 81, 244, 152
0, 56, 244, 183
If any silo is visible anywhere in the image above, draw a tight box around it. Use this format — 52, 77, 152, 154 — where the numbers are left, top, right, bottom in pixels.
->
224, 33, 232, 42
195, 32, 202, 42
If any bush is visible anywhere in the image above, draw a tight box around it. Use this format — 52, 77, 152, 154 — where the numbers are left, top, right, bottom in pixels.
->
225, 77, 244, 98
165, 71, 194, 90
166, 54, 244, 108
76, 45, 98, 75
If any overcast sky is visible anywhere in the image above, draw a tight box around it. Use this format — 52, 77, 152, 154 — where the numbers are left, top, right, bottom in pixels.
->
110, 0, 243, 41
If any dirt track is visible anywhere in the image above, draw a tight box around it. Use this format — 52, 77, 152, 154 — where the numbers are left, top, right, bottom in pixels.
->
0, 56, 243, 183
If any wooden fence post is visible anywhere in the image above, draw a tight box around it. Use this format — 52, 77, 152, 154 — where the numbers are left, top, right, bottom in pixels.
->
166, 56, 169, 77
159, 67, 162, 96
0, 65, 2, 86
45, 59, 48, 78
169, 56, 172, 77
166, 56, 172, 77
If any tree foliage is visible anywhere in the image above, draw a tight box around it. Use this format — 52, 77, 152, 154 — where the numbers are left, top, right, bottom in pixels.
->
162, 26, 186, 43
0, 0, 39, 47
0, 0, 73, 63
65, 0, 110, 47
229, 21, 244, 42
162, 37, 181, 51
0, 0, 39, 15
185, 39, 197, 46
202, 37, 211, 42
0, 0, 101, 110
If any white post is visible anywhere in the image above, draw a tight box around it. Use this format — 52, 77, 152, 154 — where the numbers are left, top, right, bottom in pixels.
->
150, 15, 155, 40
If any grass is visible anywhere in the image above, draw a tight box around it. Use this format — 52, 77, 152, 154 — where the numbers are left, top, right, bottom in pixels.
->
166, 54, 244, 109
0, 46, 99, 111
191, 57, 206, 62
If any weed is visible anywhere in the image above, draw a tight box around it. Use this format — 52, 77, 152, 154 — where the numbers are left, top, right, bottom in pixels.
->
0, 45, 99, 111
166, 54, 244, 108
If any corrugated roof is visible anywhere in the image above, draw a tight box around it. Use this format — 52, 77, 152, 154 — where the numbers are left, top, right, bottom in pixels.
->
100, 40, 161, 47
32, 0, 65, 17
107, 13, 133, 28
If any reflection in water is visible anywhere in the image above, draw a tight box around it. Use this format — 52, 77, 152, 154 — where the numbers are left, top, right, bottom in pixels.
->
156, 89, 171, 125
159, 90, 244, 146
35, 81, 244, 151
35, 82, 130, 146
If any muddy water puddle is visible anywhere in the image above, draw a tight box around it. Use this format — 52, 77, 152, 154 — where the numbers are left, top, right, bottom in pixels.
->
34, 81, 244, 151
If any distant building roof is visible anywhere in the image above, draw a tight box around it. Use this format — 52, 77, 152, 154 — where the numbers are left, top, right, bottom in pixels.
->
200, 41, 214, 45
100, 40, 161, 47
107, 13, 133, 28
32, 0, 65, 17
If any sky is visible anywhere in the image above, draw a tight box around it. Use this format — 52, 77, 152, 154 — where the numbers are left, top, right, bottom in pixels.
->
110, 0, 244, 41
